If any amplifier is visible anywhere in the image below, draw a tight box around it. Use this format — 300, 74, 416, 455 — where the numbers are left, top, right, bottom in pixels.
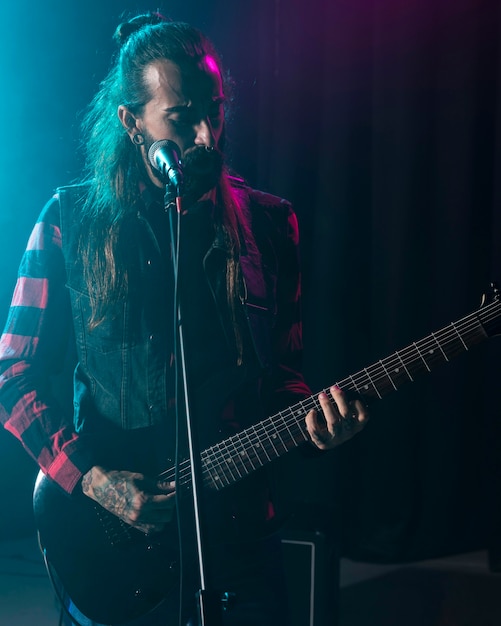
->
281, 529, 334, 626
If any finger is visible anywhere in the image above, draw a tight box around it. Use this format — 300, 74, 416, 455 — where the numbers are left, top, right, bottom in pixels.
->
330, 385, 350, 417
118, 487, 175, 523
155, 479, 176, 493
331, 385, 369, 427
139, 476, 175, 493
148, 492, 177, 508
305, 408, 335, 449
353, 398, 369, 424
317, 391, 342, 437
305, 407, 318, 434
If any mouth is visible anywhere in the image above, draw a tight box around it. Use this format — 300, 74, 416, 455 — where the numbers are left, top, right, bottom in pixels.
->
181, 144, 224, 204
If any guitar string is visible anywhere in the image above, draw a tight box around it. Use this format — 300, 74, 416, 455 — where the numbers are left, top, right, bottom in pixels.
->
346, 304, 497, 394
163, 301, 500, 489
210, 302, 500, 484
174, 307, 495, 489
197, 300, 500, 483
159, 300, 500, 490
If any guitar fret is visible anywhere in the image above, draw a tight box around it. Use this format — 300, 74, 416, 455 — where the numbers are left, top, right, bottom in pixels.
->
348, 374, 361, 393
228, 454, 245, 479
394, 349, 414, 382
227, 437, 251, 477
363, 367, 382, 399
242, 431, 261, 470
419, 335, 451, 370
431, 331, 449, 362
422, 339, 448, 368
265, 421, 281, 457
208, 444, 237, 485
413, 342, 431, 372
221, 458, 239, 484
273, 417, 290, 453
212, 466, 231, 488
250, 425, 272, 463
279, 412, 295, 448
286, 421, 307, 444
213, 443, 238, 484
206, 466, 229, 489
293, 403, 310, 438
379, 359, 398, 390
235, 433, 259, 474
201, 459, 221, 489
284, 409, 307, 445
242, 434, 262, 470
382, 354, 413, 387
350, 374, 367, 394
253, 422, 276, 463
215, 443, 242, 483
450, 321, 469, 351
261, 425, 279, 462
280, 410, 304, 450
351, 370, 378, 397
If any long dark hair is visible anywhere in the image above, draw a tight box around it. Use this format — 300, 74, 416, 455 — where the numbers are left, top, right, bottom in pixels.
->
79, 13, 245, 333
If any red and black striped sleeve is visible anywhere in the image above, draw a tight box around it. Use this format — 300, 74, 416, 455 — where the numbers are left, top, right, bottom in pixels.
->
0, 195, 94, 494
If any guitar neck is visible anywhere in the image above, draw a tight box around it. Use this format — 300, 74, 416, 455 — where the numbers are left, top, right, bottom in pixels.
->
338, 301, 492, 401
169, 297, 500, 493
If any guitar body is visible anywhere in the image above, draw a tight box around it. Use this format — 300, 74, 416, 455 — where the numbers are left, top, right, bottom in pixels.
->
33, 471, 181, 624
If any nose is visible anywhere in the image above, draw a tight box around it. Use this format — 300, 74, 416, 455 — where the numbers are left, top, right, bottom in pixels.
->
194, 117, 216, 148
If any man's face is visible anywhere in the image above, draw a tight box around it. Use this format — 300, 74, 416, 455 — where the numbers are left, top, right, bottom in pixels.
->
123, 55, 225, 188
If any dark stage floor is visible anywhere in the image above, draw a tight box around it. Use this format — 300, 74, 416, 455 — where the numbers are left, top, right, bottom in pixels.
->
0, 534, 500, 625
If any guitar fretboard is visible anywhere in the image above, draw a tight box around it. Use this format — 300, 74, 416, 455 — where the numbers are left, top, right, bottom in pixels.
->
160, 297, 500, 493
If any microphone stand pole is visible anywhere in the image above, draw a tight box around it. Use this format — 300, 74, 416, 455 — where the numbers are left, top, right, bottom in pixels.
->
165, 184, 223, 626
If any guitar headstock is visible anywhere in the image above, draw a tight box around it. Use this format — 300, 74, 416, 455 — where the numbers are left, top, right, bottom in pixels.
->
481, 282, 500, 306
479, 281, 501, 337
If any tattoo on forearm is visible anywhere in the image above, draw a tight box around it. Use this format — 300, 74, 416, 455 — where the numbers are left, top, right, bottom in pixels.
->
84, 469, 137, 522
96, 480, 133, 518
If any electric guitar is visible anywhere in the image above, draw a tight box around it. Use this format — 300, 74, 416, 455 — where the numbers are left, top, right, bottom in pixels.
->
33, 286, 501, 624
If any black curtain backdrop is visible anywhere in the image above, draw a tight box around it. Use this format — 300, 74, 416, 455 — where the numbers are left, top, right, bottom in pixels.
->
0, 0, 500, 565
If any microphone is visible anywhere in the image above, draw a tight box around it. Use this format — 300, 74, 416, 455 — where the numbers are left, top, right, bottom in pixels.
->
147, 139, 184, 190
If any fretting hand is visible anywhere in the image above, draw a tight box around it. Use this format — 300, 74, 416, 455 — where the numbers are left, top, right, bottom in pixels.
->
306, 385, 368, 450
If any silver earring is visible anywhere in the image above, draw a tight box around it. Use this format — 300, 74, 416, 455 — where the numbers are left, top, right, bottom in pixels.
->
132, 133, 145, 145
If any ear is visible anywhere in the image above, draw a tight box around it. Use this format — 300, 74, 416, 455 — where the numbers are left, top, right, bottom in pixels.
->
118, 105, 141, 140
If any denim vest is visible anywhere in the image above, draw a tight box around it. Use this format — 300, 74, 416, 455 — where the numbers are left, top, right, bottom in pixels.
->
57, 182, 283, 436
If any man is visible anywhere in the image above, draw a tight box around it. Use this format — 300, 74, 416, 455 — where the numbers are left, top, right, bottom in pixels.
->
0, 12, 367, 626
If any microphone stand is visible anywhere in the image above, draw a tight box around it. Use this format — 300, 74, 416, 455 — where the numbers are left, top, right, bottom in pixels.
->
164, 183, 223, 626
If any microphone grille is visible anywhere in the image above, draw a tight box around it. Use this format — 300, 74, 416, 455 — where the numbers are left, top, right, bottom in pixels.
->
147, 139, 177, 169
